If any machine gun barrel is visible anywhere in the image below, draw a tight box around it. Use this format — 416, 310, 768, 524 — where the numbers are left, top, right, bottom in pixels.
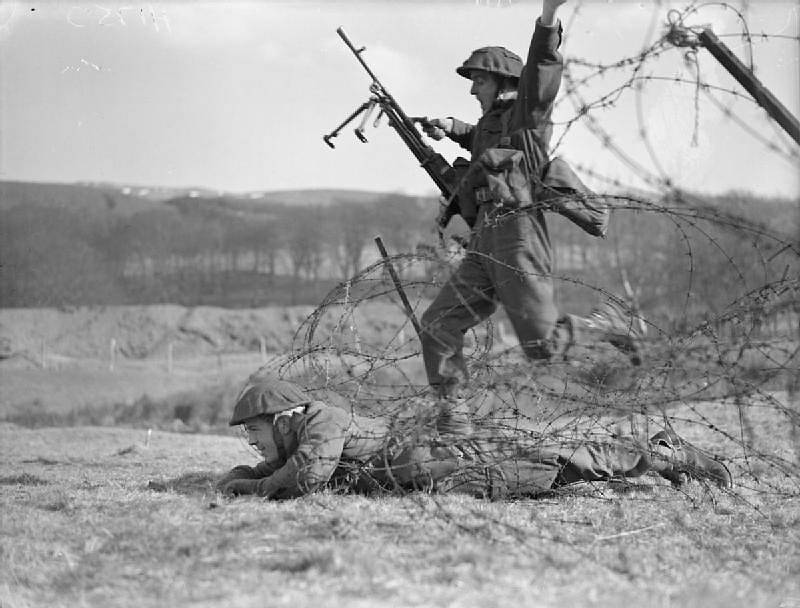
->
337, 28, 385, 92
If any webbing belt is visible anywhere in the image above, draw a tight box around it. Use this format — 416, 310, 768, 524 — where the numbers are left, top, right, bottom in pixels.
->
474, 186, 494, 204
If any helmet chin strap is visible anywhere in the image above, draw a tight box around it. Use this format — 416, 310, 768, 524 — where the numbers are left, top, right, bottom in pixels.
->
486, 89, 518, 114
496, 89, 518, 102
272, 424, 288, 462
272, 411, 299, 461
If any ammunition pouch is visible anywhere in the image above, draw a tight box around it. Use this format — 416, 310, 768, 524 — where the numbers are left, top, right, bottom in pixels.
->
444, 129, 608, 239
476, 147, 535, 209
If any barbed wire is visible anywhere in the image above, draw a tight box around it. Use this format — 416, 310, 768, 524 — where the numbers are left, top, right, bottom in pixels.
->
247, 2, 798, 526
555, 0, 799, 194
258, 208, 799, 497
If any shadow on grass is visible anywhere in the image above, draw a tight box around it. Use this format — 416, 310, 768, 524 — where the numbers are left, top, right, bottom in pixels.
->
262, 547, 344, 574
147, 471, 218, 495
0, 472, 50, 486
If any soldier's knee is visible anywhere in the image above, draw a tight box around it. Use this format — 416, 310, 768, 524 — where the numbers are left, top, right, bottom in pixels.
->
421, 306, 441, 332
518, 315, 574, 361
421, 309, 453, 349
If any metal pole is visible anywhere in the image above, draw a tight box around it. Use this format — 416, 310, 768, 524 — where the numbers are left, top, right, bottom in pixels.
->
699, 28, 800, 146
374, 236, 423, 338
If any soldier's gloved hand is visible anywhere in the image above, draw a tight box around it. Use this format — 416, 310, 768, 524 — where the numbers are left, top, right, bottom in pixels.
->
215, 474, 238, 493
436, 197, 452, 229
221, 479, 259, 496
420, 118, 454, 141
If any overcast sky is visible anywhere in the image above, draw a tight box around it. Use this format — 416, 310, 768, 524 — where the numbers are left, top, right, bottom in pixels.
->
1, 0, 798, 198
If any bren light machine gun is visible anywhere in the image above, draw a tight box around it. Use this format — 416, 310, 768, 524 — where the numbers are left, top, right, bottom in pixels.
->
323, 27, 463, 229
324, 27, 467, 337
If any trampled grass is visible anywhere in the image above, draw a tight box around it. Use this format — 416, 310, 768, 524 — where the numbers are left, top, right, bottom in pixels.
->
1, 416, 798, 608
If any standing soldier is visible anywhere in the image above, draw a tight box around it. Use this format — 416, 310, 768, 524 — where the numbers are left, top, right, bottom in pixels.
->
216, 377, 731, 499
418, 0, 643, 410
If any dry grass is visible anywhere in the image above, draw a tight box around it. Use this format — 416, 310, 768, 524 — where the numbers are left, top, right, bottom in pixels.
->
1, 417, 798, 608
2, 304, 798, 607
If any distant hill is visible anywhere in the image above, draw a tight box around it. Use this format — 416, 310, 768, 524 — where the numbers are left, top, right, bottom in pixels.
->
254, 189, 407, 207
75, 182, 396, 206
0, 180, 411, 215
0, 181, 163, 217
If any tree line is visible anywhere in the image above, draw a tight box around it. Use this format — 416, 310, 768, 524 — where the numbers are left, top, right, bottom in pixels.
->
0, 190, 433, 307
1, 183, 796, 328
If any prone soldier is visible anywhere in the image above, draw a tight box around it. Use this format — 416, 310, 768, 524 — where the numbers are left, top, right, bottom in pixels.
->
217, 376, 732, 499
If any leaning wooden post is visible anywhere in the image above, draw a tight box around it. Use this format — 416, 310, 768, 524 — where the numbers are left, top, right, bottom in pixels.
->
698, 28, 800, 146
374, 236, 423, 338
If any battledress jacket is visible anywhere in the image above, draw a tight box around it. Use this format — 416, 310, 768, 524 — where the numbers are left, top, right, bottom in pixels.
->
222, 401, 652, 499
448, 18, 609, 240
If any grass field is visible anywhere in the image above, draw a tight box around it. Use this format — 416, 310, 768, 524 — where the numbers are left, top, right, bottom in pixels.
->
2, 304, 799, 608
2, 400, 799, 608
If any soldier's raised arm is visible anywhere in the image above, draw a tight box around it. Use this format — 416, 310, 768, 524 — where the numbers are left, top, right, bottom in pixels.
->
516, 0, 566, 129
541, 0, 566, 27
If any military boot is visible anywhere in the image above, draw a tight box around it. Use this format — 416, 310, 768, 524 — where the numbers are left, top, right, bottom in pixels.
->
584, 298, 645, 366
436, 398, 474, 437
649, 429, 732, 488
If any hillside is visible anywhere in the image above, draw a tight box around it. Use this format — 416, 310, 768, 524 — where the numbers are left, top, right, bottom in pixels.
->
0, 180, 163, 216
0, 301, 424, 422
0, 180, 413, 213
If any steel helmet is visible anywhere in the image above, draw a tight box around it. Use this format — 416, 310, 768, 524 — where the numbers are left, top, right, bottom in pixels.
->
228, 376, 312, 426
456, 46, 523, 81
